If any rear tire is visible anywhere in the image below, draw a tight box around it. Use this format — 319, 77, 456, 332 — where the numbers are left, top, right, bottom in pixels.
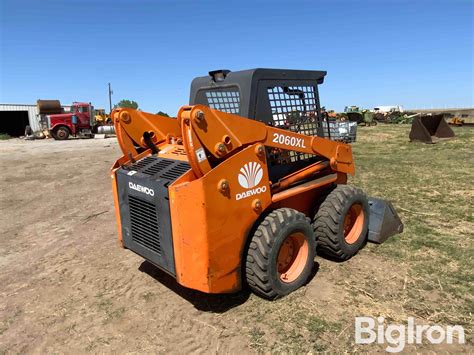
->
245, 208, 316, 299
53, 126, 70, 140
312, 185, 369, 261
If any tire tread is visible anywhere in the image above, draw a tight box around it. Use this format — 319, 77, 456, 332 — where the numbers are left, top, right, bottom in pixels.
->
246, 208, 311, 299
312, 185, 367, 260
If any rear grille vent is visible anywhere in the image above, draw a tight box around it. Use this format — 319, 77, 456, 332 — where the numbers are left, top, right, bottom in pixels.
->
128, 195, 161, 254
128, 156, 155, 170
131, 156, 190, 180
142, 159, 174, 176
171, 147, 186, 155
160, 162, 190, 180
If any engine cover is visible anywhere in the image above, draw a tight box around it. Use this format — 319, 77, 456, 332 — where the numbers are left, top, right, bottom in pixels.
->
116, 155, 190, 275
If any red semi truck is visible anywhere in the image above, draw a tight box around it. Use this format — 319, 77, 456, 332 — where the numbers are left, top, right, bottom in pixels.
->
38, 100, 114, 140
46, 102, 94, 140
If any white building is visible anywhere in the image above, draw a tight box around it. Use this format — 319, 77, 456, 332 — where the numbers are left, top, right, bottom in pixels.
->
0, 104, 41, 136
0, 103, 70, 136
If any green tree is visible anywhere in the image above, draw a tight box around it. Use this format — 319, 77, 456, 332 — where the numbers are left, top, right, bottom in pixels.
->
114, 99, 138, 109
156, 111, 170, 117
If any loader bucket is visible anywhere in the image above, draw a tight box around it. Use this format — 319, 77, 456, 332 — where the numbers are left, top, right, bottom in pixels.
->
409, 114, 454, 143
367, 197, 404, 244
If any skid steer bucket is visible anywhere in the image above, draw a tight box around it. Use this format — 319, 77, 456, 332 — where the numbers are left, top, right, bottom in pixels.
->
409, 114, 455, 143
367, 197, 404, 244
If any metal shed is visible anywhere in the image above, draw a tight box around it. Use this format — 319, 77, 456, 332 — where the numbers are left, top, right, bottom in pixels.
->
0, 104, 41, 136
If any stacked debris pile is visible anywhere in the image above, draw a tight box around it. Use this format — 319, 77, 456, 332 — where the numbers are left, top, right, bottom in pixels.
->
374, 111, 419, 124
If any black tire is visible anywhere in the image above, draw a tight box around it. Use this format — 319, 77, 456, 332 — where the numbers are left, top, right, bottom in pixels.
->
313, 185, 369, 261
53, 126, 70, 140
245, 208, 316, 299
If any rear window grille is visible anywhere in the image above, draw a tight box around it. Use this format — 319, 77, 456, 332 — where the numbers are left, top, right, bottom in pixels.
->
128, 195, 161, 254
160, 162, 190, 180
142, 159, 174, 176
267, 86, 320, 162
205, 90, 240, 114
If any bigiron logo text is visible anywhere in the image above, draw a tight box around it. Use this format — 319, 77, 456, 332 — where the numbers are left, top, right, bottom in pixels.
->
236, 162, 266, 200
128, 182, 155, 196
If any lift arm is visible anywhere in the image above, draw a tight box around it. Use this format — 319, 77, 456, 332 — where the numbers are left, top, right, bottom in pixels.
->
112, 105, 355, 180
178, 105, 355, 178
112, 108, 181, 158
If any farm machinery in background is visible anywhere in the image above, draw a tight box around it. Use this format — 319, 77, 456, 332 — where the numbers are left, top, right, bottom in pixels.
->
36, 100, 115, 140
447, 117, 465, 126
343, 106, 377, 126
319, 106, 376, 143
320, 107, 358, 143
95, 108, 112, 125
374, 111, 419, 124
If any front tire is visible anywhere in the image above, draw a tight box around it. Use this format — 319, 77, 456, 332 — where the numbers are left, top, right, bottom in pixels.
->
313, 185, 369, 261
53, 126, 70, 140
245, 208, 316, 299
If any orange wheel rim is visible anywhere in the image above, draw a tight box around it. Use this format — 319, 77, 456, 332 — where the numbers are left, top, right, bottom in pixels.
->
277, 232, 309, 283
344, 203, 365, 244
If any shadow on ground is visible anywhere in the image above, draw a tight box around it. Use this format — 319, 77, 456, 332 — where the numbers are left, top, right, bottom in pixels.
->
139, 261, 251, 313
140, 260, 321, 312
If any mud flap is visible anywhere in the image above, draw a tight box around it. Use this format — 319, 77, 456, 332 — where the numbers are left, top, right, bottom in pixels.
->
367, 197, 404, 244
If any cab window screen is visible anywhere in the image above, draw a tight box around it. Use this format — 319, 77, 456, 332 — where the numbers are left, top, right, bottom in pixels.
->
267, 86, 320, 162
204, 90, 240, 114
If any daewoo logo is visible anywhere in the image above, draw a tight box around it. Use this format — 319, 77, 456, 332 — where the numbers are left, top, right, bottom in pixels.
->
238, 162, 263, 189
236, 162, 266, 201
128, 182, 155, 196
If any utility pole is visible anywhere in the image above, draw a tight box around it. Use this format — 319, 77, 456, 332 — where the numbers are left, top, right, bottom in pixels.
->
108, 83, 113, 112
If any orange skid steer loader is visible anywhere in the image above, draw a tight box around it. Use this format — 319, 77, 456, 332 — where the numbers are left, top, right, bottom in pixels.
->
110, 69, 403, 299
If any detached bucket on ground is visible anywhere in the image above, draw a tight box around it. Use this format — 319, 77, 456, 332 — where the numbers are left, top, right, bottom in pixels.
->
409, 114, 455, 144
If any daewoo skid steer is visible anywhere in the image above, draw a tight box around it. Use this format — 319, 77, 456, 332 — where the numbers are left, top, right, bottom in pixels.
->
110, 69, 403, 299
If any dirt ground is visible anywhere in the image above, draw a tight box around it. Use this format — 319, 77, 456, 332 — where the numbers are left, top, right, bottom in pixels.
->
0, 126, 472, 353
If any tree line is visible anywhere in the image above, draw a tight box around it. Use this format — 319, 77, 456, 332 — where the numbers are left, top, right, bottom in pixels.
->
114, 99, 170, 117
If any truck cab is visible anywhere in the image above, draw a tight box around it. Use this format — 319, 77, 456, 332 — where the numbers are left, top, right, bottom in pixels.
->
47, 102, 94, 140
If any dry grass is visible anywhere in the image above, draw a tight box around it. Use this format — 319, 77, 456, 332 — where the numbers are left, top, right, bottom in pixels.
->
353, 125, 473, 328
239, 124, 473, 352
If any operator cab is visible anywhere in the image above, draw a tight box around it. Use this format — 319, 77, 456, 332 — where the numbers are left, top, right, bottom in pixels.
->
189, 68, 329, 182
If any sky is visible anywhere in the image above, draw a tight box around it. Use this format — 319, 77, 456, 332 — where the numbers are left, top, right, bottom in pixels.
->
0, 0, 473, 114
